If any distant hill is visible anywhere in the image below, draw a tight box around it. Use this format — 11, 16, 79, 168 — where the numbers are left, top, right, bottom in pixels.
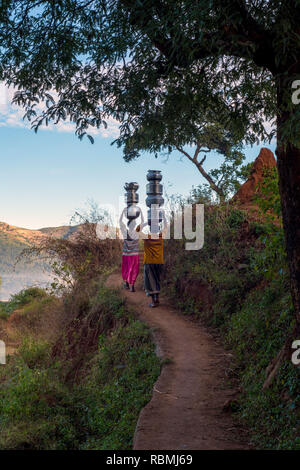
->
0, 222, 79, 301
39, 225, 80, 239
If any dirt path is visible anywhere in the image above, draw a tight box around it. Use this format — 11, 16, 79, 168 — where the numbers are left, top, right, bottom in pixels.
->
107, 267, 250, 450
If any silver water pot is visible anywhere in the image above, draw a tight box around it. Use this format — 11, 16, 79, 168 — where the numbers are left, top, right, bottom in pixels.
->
126, 205, 141, 221
146, 170, 164, 209
146, 182, 163, 195
146, 194, 164, 207
124, 182, 139, 204
125, 192, 139, 204
125, 182, 139, 191
124, 182, 140, 222
147, 170, 162, 182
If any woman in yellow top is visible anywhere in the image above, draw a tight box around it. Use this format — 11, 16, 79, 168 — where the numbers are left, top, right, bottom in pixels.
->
143, 215, 168, 308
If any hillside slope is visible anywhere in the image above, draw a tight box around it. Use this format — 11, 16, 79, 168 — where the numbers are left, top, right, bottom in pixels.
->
0, 222, 80, 300
163, 204, 299, 449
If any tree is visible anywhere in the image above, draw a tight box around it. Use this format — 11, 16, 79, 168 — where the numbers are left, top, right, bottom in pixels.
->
165, 123, 248, 202
0, 1, 300, 339
120, 97, 249, 201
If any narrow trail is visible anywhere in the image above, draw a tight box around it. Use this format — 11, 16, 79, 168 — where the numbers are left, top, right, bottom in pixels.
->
107, 260, 250, 450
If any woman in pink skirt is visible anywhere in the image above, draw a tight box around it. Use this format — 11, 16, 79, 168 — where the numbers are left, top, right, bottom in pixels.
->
119, 210, 141, 292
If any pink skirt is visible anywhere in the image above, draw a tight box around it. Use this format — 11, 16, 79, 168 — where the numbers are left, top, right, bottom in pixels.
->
121, 254, 139, 285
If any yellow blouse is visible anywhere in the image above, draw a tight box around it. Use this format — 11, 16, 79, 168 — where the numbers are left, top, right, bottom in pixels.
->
143, 234, 164, 264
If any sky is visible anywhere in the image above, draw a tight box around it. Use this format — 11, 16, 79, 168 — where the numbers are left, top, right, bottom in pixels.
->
0, 83, 276, 230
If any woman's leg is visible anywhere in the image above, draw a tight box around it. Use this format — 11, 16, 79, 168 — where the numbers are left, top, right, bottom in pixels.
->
144, 264, 162, 307
127, 255, 139, 291
121, 256, 129, 288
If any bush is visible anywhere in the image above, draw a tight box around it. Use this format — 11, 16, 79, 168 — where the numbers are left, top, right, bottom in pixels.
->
164, 205, 260, 325
75, 320, 160, 450
162, 203, 299, 449
0, 288, 49, 317
0, 285, 160, 450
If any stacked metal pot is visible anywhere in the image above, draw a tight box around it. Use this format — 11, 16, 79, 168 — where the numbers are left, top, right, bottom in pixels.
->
146, 170, 164, 230
124, 182, 141, 224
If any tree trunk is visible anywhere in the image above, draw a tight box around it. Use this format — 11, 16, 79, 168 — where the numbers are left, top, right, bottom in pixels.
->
276, 141, 300, 337
276, 76, 300, 342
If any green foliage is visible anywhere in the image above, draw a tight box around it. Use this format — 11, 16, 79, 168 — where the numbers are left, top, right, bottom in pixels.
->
123, 117, 250, 201
255, 167, 282, 220
93, 286, 127, 320
228, 276, 295, 366
0, 287, 50, 318
0, 302, 9, 319
228, 276, 299, 449
250, 228, 288, 280
163, 203, 298, 449
251, 167, 288, 279
187, 184, 215, 205
240, 362, 299, 450
165, 205, 258, 324
0, 286, 160, 450
9, 287, 49, 309
76, 320, 160, 450
1, 0, 292, 150
49, 261, 74, 295
207, 144, 247, 200
236, 162, 253, 182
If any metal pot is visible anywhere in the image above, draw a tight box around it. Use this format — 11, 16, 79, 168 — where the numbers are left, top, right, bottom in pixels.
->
146, 194, 164, 208
146, 170, 162, 182
146, 171, 164, 228
124, 182, 139, 191
125, 191, 139, 204
126, 204, 141, 221
146, 182, 163, 195
124, 181, 140, 210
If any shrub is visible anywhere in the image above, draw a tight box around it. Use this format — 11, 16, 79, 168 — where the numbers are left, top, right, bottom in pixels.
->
1, 288, 49, 316
0, 285, 160, 450
162, 202, 299, 449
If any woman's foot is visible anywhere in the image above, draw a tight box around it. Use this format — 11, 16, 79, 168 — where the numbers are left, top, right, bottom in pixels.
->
149, 294, 159, 308
123, 281, 129, 289
130, 284, 135, 292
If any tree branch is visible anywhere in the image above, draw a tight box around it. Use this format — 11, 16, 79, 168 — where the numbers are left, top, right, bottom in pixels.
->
199, 155, 206, 166
176, 145, 225, 200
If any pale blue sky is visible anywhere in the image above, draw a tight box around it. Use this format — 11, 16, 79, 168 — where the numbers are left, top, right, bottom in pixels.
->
0, 124, 276, 230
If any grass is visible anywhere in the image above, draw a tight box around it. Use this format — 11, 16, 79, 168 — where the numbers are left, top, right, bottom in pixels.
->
77, 319, 161, 450
228, 275, 299, 449
0, 302, 9, 320
0, 286, 160, 450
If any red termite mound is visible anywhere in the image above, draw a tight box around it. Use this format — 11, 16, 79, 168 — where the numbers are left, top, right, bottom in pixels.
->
233, 147, 276, 205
